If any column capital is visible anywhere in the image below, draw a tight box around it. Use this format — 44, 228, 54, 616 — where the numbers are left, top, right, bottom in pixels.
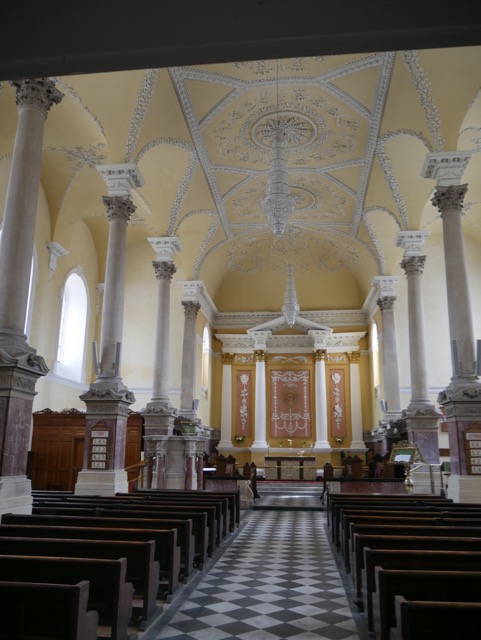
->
308, 329, 331, 350
148, 236, 183, 261
377, 295, 396, 312
182, 300, 201, 317
401, 255, 426, 277
347, 351, 361, 364
421, 151, 472, 186
396, 230, 429, 256
96, 163, 144, 196
254, 350, 266, 362
372, 275, 399, 298
222, 352, 234, 365
432, 184, 468, 215
11, 78, 64, 117
102, 195, 136, 224
153, 261, 176, 281
313, 349, 326, 362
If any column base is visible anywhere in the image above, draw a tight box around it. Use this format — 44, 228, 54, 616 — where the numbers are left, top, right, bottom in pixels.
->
250, 441, 269, 452
0, 476, 32, 516
217, 439, 235, 451
349, 440, 368, 450
314, 440, 331, 451
447, 474, 481, 503
75, 469, 129, 496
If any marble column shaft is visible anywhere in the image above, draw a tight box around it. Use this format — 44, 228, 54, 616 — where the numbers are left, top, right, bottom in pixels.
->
401, 256, 430, 403
433, 184, 476, 379
98, 196, 135, 378
0, 79, 63, 343
314, 350, 330, 448
151, 261, 176, 403
377, 296, 402, 415
252, 350, 268, 449
180, 301, 200, 416
219, 353, 234, 448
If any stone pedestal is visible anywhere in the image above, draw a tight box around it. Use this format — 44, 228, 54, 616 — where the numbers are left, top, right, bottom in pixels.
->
404, 411, 441, 464
144, 435, 208, 490
0, 476, 33, 515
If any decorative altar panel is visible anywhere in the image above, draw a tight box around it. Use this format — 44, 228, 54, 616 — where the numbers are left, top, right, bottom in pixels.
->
326, 362, 349, 442
265, 457, 316, 481
270, 369, 312, 439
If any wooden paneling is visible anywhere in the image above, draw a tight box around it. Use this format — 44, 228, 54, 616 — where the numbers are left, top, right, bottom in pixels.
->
31, 410, 143, 491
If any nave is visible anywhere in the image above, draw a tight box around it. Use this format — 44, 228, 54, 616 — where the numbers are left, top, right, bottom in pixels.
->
143, 499, 365, 640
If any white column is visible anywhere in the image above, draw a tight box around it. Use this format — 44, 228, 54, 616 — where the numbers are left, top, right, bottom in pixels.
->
348, 351, 366, 449
95, 164, 144, 388
314, 349, 330, 450
251, 349, 268, 450
373, 276, 402, 421
0, 78, 63, 353
218, 353, 234, 449
147, 237, 182, 407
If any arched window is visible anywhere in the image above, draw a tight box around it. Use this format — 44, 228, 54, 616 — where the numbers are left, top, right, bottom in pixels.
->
201, 323, 211, 400
0, 228, 36, 338
55, 271, 88, 382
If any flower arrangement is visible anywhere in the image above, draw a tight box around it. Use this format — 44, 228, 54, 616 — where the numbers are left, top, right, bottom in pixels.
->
234, 435, 245, 443
334, 436, 344, 445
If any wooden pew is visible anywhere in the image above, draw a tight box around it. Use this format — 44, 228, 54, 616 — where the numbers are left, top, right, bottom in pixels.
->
352, 533, 481, 615
373, 569, 481, 640
131, 488, 240, 530
362, 548, 481, 632
344, 522, 481, 572
341, 513, 481, 564
391, 595, 481, 640
0, 536, 159, 626
0, 580, 98, 640
0, 555, 133, 640
0, 516, 181, 597
34, 499, 216, 557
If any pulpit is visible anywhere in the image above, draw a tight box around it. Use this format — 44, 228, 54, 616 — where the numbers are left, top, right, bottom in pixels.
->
264, 456, 316, 481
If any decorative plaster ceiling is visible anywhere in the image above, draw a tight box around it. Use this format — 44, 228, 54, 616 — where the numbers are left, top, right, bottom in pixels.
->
1, 46, 481, 316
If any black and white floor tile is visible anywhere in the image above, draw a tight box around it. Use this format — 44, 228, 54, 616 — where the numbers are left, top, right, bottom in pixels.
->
144, 507, 366, 640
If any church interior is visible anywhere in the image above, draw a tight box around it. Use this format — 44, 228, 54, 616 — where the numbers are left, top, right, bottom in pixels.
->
2, 3, 481, 639
1, 4, 481, 501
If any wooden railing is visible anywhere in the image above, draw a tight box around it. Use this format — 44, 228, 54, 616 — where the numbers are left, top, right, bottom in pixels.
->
124, 460, 147, 492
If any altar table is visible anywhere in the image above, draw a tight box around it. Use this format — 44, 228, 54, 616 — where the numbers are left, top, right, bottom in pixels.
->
264, 456, 316, 481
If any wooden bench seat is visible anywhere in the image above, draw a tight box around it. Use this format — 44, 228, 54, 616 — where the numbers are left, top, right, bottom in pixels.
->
0, 579, 98, 640
362, 548, 481, 632
345, 523, 481, 572
0, 535, 159, 626
391, 595, 481, 640
34, 499, 217, 556
0, 555, 133, 640
342, 513, 481, 563
373, 569, 481, 640
0, 516, 181, 597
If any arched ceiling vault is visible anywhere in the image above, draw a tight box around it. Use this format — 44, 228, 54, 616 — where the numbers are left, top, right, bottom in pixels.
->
1, 44, 481, 315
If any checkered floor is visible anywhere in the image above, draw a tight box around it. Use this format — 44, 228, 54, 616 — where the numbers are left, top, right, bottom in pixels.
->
144, 509, 365, 640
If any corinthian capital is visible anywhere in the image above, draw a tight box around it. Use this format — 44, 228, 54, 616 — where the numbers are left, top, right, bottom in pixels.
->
11, 78, 64, 117
182, 300, 201, 317
153, 261, 176, 281
102, 195, 136, 224
431, 184, 468, 215
377, 295, 396, 312
401, 255, 426, 277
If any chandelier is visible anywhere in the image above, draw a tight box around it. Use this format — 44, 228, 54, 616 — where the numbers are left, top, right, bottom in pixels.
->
282, 264, 300, 327
261, 63, 295, 238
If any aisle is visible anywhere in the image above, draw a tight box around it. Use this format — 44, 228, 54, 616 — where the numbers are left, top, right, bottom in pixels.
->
145, 509, 364, 639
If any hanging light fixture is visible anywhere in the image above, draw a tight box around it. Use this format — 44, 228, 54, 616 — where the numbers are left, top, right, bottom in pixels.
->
282, 264, 300, 327
261, 61, 295, 238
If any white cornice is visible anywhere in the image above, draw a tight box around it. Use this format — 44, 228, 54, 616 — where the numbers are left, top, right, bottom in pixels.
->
214, 309, 366, 329
216, 331, 366, 354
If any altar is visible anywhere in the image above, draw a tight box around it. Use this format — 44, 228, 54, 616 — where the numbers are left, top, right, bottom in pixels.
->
264, 456, 317, 481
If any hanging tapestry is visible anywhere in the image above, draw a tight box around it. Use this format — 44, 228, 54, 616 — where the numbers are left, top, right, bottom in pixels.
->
235, 370, 252, 438
270, 369, 311, 439
329, 368, 347, 439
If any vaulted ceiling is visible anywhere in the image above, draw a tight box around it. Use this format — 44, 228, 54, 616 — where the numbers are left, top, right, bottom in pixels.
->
1, 5, 481, 317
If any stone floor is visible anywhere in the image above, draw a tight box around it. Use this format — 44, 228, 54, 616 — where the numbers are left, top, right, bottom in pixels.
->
141, 483, 368, 640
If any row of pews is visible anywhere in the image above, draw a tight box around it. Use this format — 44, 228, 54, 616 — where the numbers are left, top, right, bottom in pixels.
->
326, 492, 481, 640
0, 488, 241, 640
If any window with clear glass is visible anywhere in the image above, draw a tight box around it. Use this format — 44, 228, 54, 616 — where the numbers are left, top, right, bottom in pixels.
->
55, 271, 88, 382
